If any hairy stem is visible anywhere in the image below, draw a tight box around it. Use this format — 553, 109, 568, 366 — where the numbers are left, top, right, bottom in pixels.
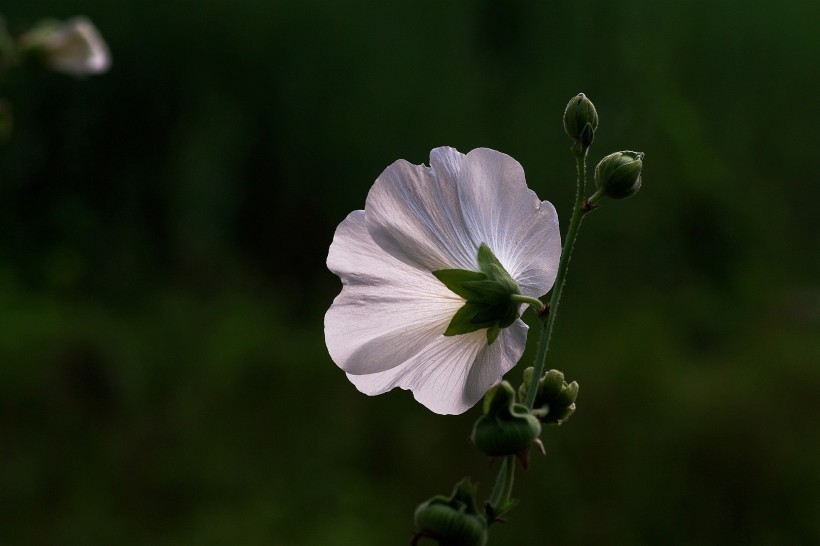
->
525, 149, 589, 409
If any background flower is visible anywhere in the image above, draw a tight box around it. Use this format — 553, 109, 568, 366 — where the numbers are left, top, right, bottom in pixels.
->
325, 147, 560, 414
20, 16, 110, 77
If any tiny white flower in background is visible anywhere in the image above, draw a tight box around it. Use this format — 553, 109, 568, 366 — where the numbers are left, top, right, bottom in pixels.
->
325, 147, 562, 415
21, 17, 110, 77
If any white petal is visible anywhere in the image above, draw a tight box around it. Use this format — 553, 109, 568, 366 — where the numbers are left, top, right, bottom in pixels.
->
364, 147, 479, 272
456, 148, 561, 297
47, 18, 111, 77
347, 319, 528, 415
325, 210, 464, 375
465, 319, 528, 403
346, 330, 486, 415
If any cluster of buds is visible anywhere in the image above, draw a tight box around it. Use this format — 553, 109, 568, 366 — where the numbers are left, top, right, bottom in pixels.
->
413, 372, 579, 544
563, 93, 644, 202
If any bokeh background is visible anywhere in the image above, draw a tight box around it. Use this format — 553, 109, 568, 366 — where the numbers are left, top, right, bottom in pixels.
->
2, 1, 819, 544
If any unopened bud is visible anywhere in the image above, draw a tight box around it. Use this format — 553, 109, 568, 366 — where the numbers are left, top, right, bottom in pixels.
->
413, 479, 487, 546
519, 367, 579, 426
563, 93, 598, 148
472, 381, 541, 459
594, 151, 644, 199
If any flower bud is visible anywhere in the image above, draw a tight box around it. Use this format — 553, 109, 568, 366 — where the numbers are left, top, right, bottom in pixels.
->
19, 17, 110, 77
471, 381, 541, 458
563, 93, 598, 148
594, 151, 644, 199
413, 479, 487, 546
518, 367, 579, 426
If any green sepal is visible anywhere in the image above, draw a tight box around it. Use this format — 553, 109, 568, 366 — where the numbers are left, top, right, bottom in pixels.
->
434, 244, 522, 345
443, 302, 498, 336
433, 269, 489, 300
486, 324, 501, 344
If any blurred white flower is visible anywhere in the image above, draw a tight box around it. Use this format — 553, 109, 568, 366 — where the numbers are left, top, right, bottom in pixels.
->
325, 147, 561, 414
21, 16, 110, 77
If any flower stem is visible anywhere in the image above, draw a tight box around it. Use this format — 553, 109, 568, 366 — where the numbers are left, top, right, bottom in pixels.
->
525, 149, 589, 409
487, 455, 516, 524
510, 294, 545, 311
486, 148, 590, 524
500, 454, 515, 503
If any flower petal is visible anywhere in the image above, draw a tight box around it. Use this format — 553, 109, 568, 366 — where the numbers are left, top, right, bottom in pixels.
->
365, 147, 479, 272
346, 330, 486, 415
456, 149, 561, 297
347, 319, 528, 415
465, 319, 528, 404
325, 210, 464, 375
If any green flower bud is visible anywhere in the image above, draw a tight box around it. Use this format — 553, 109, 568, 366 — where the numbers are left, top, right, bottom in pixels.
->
594, 151, 644, 199
471, 381, 541, 459
413, 479, 488, 546
518, 367, 579, 426
563, 93, 598, 148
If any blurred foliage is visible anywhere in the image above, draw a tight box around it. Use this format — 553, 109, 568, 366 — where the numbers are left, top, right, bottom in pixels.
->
1, 0, 819, 545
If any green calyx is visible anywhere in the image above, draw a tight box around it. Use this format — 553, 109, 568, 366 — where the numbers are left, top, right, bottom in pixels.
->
518, 367, 579, 426
471, 381, 542, 458
433, 244, 522, 344
413, 479, 488, 546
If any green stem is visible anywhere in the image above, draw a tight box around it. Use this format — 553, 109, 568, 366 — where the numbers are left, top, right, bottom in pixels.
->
525, 149, 589, 409
510, 294, 545, 311
500, 454, 515, 504
486, 147, 590, 523
487, 457, 507, 509
486, 455, 516, 524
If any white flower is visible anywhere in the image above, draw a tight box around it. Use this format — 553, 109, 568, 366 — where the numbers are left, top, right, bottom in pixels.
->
325, 147, 561, 415
22, 17, 111, 77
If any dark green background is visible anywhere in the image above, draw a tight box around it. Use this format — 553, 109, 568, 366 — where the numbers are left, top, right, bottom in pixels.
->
2, 1, 818, 544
